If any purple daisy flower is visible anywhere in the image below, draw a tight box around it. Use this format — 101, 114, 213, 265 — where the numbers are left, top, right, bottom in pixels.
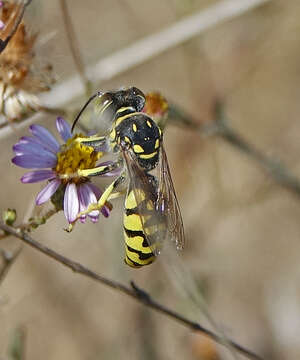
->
12, 117, 114, 224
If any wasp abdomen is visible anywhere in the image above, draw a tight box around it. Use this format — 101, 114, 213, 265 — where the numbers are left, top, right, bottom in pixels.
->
123, 189, 156, 267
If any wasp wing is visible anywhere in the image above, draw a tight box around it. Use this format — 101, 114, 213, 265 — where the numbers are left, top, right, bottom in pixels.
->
122, 142, 185, 256
122, 147, 166, 256
156, 142, 185, 251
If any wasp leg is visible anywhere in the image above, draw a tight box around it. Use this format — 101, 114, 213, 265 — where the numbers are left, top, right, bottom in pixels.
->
108, 189, 126, 201
76, 175, 125, 219
75, 135, 107, 148
77, 160, 121, 177
68, 175, 125, 232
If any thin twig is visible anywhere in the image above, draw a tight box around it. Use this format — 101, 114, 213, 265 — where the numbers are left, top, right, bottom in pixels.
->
8, 326, 27, 360
217, 126, 300, 197
59, 0, 91, 95
19, 208, 59, 231
169, 102, 300, 198
0, 221, 264, 360
0, 246, 22, 285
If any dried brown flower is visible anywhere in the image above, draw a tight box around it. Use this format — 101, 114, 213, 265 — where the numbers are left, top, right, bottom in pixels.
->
143, 91, 169, 129
0, 1, 53, 121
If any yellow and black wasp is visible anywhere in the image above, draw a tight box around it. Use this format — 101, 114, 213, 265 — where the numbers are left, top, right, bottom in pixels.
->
71, 87, 185, 268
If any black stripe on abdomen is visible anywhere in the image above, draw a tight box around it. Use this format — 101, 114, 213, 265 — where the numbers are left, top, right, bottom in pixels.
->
124, 228, 149, 248
126, 244, 154, 260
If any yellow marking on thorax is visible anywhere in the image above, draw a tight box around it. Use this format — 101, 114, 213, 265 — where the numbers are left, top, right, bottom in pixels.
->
155, 139, 160, 149
116, 106, 134, 114
139, 151, 157, 159
115, 112, 140, 127
133, 144, 144, 153
132, 123, 137, 132
146, 120, 152, 128
124, 136, 131, 144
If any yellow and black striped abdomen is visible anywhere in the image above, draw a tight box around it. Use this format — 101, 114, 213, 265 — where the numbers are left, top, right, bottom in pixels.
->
123, 189, 156, 268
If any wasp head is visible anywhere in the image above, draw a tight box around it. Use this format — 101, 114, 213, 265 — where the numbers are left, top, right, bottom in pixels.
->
100, 87, 145, 112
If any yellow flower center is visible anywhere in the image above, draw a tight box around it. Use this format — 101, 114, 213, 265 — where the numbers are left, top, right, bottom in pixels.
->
55, 135, 102, 184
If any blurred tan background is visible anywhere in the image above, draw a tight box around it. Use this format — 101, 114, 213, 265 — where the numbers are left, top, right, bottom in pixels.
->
1, 0, 300, 359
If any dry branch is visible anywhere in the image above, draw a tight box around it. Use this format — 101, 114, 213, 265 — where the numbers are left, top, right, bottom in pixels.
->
59, 0, 91, 94
0, 246, 22, 285
169, 102, 300, 198
0, 220, 264, 360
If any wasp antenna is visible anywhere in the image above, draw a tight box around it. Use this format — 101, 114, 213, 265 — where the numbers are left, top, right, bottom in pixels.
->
71, 92, 103, 133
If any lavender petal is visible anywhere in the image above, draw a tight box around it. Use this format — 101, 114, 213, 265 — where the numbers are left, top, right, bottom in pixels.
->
56, 117, 72, 142
79, 213, 87, 223
78, 184, 88, 223
78, 196, 87, 223
89, 215, 100, 223
30, 124, 60, 153
79, 217, 87, 223
64, 183, 79, 223
101, 205, 110, 218
12, 154, 57, 169
13, 142, 57, 162
18, 136, 47, 149
36, 179, 61, 205
87, 182, 102, 199
19, 136, 56, 154
21, 170, 56, 183
87, 183, 110, 218
78, 183, 99, 221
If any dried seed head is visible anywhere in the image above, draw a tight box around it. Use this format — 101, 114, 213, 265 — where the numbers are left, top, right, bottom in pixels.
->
0, 1, 54, 121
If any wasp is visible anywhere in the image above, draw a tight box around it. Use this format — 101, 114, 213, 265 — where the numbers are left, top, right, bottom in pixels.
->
71, 87, 185, 268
